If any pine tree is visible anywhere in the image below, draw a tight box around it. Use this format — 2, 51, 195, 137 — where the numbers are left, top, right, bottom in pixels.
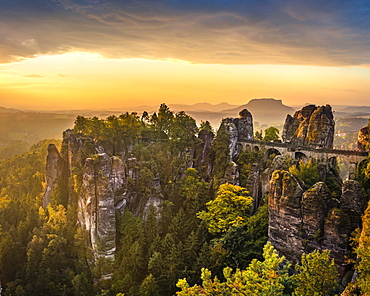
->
293, 250, 338, 296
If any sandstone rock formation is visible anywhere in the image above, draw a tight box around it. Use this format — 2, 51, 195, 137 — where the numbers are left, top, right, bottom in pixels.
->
282, 105, 335, 148
78, 154, 119, 266
358, 125, 370, 151
43, 144, 63, 208
221, 109, 254, 160
269, 170, 366, 273
43, 130, 165, 279
197, 127, 215, 178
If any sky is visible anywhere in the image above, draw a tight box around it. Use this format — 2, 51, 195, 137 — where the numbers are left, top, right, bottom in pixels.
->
0, 0, 370, 110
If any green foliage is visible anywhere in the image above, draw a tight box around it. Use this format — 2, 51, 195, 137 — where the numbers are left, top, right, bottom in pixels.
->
221, 203, 269, 269
289, 160, 320, 188
255, 130, 263, 140
293, 250, 338, 296
356, 158, 370, 196
354, 202, 370, 294
197, 183, 252, 234
139, 274, 159, 296
176, 242, 291, 296
199, 121, 213, 133
263, 126, 280, 142
236, 148, 264, 187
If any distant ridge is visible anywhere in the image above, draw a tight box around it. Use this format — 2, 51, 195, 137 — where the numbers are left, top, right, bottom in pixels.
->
225, 98, 294, 114
222, 98, 295, 125
0, 106, 22, 113
133, 102, 239, 113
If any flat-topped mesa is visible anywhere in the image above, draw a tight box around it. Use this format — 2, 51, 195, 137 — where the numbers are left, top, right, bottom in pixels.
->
221, 109, 254, 160
282, 104, 335, 149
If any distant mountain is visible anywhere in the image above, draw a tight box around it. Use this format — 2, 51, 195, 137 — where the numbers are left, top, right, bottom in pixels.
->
0, 106, 21, 113
340, 106, 370, 113
132, 102, 239, 113
169, 102, 239, 112
223, 98, 295, 126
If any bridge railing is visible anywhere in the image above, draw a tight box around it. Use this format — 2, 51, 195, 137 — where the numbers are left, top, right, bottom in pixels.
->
239, 139, 368, 157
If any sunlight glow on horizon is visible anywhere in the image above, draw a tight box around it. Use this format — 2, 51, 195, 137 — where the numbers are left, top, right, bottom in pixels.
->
1, 52, 370, 110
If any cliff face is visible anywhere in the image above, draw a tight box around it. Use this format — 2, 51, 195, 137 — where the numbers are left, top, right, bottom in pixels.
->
268, 170, 305, 261
78, 154, 119, 266
43, 130, 163, 276
43, 144, 63, 208
43, 127, 213, 277
222, 109, 254, 160
269, 171, 366, 272
358, 125, 370, 151
282, 105, 335, 148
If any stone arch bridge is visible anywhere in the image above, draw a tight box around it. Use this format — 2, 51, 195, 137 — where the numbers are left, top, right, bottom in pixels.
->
239, 139, 368, 178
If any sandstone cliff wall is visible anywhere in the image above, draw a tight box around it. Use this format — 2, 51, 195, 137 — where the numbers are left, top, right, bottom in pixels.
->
269, 170, 366, 274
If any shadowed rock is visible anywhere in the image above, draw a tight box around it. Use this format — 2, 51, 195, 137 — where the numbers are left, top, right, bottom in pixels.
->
43, 144, 63, 208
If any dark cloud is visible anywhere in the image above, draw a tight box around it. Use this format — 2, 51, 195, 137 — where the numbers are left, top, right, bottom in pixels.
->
0, 0, 369, 66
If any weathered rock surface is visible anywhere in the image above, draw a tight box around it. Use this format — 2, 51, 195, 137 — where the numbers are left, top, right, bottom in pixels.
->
79, 154, 117, 263
301, 182, 331, 250
269, 170, 366, 271
268, 170, 305, 261
358, 125, 370, 151
44, 130, 166, 279
222, 109, 254, 160
43, 144, 63, 208
260, 155, 289, 198
223, 162, 239, 185
245, 163, 261, 213
340, 180, 366, 231
197, 128, 215, 177
282, 105, 335, 148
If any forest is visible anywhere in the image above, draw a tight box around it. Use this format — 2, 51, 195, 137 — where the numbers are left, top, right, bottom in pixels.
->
0, 104, 369, 296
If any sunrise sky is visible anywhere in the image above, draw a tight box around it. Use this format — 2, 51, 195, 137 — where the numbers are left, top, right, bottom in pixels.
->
1, 0, 369, 110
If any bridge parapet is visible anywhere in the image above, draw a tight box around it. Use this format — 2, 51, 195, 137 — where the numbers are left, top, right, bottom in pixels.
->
239, 139, 368, 160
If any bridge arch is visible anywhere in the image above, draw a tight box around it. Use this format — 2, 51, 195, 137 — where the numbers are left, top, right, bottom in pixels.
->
295, 151, 308, 161
265, 148, 282, 161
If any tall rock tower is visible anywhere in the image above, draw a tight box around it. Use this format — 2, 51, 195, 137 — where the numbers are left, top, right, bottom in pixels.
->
282, 105, 335, 148
221, 109, 254, 160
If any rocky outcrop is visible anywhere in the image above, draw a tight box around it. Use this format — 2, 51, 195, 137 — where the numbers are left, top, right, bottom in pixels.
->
268, 171, 305, 261
358, 125, 370, 151
269, 170, 366, 272
246, 163, 261, 213
197, 128, 215, 177
222, 109, 254, 160
282, 105, 335, 148
44, 130, 165, 279
260, 155, 289, 198
79, 154, 117, 264
43, 144, 63, 208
